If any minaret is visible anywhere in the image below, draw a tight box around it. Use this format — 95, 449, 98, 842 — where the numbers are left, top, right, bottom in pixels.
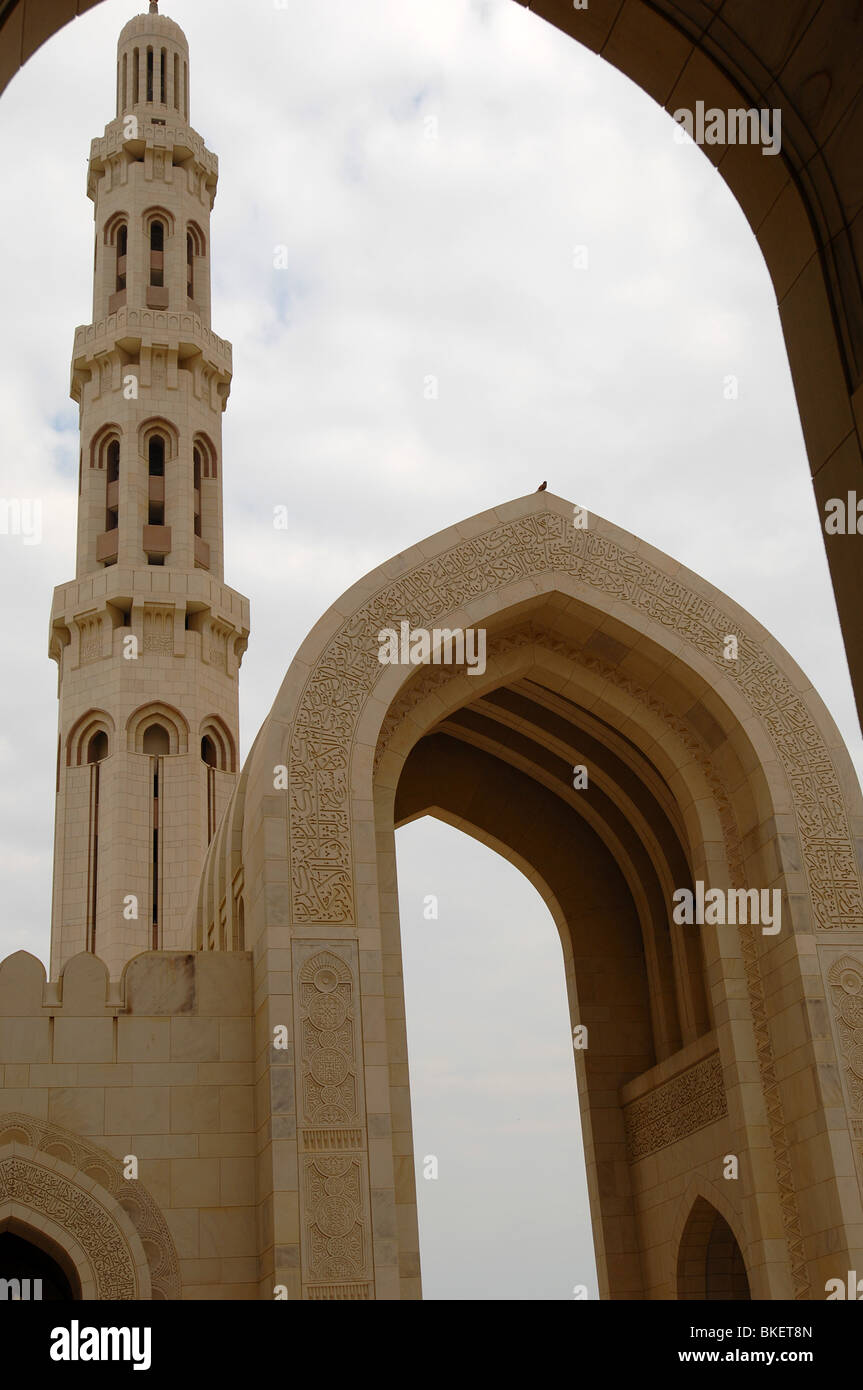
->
48, 4, 249, 978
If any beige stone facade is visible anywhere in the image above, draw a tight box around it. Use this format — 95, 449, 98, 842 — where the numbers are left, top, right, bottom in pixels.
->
2, 4, 863, 1302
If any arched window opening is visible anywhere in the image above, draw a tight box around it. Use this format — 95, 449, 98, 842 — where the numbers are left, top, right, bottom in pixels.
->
193, 446, 202, 537
121, 52, 128, 112
148, 435, 165, 477
203, 733, 217, 840
187, 232, 194, 300
173, 53, 180, 112
133, 47, 140, 104
142, 723, 170, 756
145, 433, 168, 565
160, 48, 166, 105
146, 46, 154, 103
115, 223, 127, 293
142, 726, 168, 949
68, 712, 115, 769
105, 439, 120, 538
149, 219, 165, 287
183, 60, 188, 120
86, 731, 108, 764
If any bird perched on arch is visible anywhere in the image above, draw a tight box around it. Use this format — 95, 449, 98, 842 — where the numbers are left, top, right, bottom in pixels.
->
537, 481, 547, 491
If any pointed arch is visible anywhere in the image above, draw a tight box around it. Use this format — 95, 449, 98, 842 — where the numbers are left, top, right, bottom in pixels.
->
65, 709, 115, 767
193, 431, 218, 479
89, 423, 122, 471
102, 212, 128, 247
198, 491, 863, 1300
676, 1189, 751, 1301
127, 701, 189, 755
138, 417, 179, 462
186, 219, 205, 258
199, 716, 234, 773
141, 205, 175, 237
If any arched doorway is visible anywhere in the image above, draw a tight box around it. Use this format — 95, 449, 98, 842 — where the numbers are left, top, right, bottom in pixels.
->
0, 1224, 80, 1300
677, 1196, 751, 1302
198, 492, 863, 1299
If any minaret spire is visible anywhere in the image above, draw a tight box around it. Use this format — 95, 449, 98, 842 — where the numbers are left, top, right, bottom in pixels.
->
149, 2, 159, 13
48, 9, 249, 977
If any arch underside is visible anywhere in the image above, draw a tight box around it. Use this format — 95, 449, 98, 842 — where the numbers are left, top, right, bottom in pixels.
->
394, 714, 705, 1298
384, 609, 730, 1299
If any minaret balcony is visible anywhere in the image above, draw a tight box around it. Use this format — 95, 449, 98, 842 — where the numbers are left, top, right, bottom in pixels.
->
108, 289, 127, 315
106, 480, 120, 509
146, 287, 170, 309
96, 528, 119, 564
194, 536, 210, 570
72, 308, 232, 383
143, 524, 172, 556
148, 476, 165, 504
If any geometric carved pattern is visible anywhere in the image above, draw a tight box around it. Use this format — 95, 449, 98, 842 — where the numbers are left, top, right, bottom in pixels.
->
294, 944, 372, 1299
297, 950, 358, 1126
290, 512, 863, 931
0, 1112, 180, 1299
623, 1053, 727, 1161
304, 1156, 368, 1285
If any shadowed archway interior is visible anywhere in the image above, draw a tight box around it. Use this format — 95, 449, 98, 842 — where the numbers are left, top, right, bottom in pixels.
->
390, 617, 714, 1297
0, 1223, 80, 1300
677, 1196, 751, 1301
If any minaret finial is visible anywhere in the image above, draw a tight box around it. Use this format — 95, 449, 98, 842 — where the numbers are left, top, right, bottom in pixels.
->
149, 1, 158, 13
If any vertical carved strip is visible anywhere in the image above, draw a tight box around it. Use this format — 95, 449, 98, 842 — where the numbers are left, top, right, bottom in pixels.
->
292, 941, 373, 1299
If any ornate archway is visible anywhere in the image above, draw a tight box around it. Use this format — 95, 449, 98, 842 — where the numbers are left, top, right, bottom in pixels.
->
195, 491, 863, 1298
0, 1113, 180, 1299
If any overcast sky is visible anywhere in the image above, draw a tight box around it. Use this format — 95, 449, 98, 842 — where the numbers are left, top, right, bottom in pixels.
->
0, 0, 860, 1300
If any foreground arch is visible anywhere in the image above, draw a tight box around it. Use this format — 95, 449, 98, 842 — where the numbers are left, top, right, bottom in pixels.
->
196, 491, 863, 1298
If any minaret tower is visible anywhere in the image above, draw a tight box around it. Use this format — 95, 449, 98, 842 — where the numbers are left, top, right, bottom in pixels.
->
49, 3, 249, 978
